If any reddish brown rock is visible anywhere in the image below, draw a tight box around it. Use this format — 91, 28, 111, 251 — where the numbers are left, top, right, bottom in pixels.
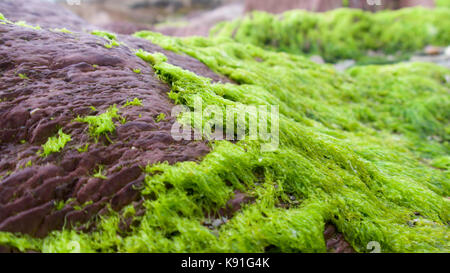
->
245, 0, 343, 13
0, 0, 232, 238
348, 0, 434, 11
398, 0, 434, 8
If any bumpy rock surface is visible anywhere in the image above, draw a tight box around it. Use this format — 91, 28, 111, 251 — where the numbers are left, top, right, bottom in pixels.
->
0, 0, 223, 238
0, 0, 357, 253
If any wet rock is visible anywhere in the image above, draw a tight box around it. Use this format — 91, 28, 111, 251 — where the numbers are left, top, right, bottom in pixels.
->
334, 59, 356, 71
217, 190, 255, 218
309, 55, 325, 64
153, 2, 244, 37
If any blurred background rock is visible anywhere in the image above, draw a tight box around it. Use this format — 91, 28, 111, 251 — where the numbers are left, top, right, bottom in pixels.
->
47, 0, 442, 35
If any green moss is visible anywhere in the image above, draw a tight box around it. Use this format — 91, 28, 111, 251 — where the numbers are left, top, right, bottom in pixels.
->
0, 13, 5, 21
91, 30, 120, 49
38, 129, 71, 157
77, 143, 89, 153
91, 30, 117, 41
209, 7, 450, 63
104, 40, 120, 49
133, 68, 141, 74
14, 21, 41, 30
52, 28, 73, 34
129, 36, 449, 252
92, 165, 107, 180
122, 98, 143, 107
1, 9, 449, 253
135, 49, 167, 65
74, 200, 94, 211
75, 105, 121, 142
431, 156, 450, 171
54, 198, 76, 211
155, 113, 166, 123
436, 0, 450, 7
18, 73, 29, 80
25, 160, 32, 168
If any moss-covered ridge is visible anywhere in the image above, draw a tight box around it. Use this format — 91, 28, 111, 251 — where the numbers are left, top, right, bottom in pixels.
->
210, 7, 450, 63
1, 11, 449, 253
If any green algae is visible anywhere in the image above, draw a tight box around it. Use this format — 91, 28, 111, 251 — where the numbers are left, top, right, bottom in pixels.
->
210, 7, 450, 63
122, 98, 143, 107
77, 143, 89, 153
437, 0, 450, 7
0, 9, 449, 253
91, 30, 120, 48
75, 105, 121, 142
54, 198, 76, 211
18, 73, 29, 80
38, 129, 72, 157
129, 34, 449, 252
73, 201, 94, 211
24, 160, 32, 168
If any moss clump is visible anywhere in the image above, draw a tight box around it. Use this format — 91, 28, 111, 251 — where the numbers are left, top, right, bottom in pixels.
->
39, 129, 71, 157
91, 30, 117, 41
210, 7, 450, 62
24, 160, 32, 168
92, 165, 107, 180
130, 35, 449, 252
54, 198, 76, 211
0, 9, 448, 253
73, 201, 94, 211
75, 105, 121, 142
122, 98, 143, 107
51, 28, 73, 34
135, 49, 167, 65
155, 113, 166, 123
